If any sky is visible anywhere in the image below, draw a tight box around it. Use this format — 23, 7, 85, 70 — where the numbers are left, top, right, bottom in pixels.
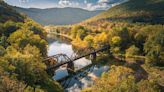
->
4, 0, 127, 11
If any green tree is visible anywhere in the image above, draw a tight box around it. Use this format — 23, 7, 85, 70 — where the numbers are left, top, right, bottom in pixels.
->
0, 45, 5, 56
3, 20, 19, 36
144, 29, 164, 65
0, 23, 4, 36
23, 19, 46, 39
0, 35, 8, 48
0, 61, 25, 92
112, 27, 131, 48
77, 29, 87, 39
134, 32, 145, 50
0, 76, 26, 92
137, 80, 160, 92
2, 45, 62, 91
8, 29, 47, 56
83, 66, 135, 92
94, 32, 108, 48
126, 45, 140, 58
71, 25, 85, 38
111, 36, 122, 47
84, 35, 94, 47
112, 76, 137, 92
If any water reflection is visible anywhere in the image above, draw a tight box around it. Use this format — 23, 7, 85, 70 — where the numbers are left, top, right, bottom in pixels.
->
47, 35, 92, 71
47, 35, 109, 92
65, 65, 109, 92
53, 67, 68, 80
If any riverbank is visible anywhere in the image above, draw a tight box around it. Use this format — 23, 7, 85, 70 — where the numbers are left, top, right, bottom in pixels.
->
47, 33, 163, 92
47, 35, 113, 91
47, 32, 88, 48
48, 32, 73, 40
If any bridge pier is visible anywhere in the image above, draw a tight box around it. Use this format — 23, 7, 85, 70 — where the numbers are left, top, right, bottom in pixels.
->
67, 62, 75, 74
90, 52, 97, 60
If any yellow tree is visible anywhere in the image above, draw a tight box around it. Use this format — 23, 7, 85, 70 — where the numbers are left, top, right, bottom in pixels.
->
84, 35, 94, 47
83, 66, 135, 92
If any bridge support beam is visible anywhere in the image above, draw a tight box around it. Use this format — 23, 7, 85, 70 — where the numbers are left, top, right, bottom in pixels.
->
67, 62, 74, 74
90, 53, 97, 60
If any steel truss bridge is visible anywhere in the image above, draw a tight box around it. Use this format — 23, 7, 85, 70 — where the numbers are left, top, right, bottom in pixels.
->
44, 45, 110, 88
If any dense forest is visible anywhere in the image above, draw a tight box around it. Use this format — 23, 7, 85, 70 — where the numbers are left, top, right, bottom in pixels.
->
47, 0, 164, 91
48, 15, 164, 92
86, 0, 164, 24
0, 0, 63, 91
0, 0, 164, 91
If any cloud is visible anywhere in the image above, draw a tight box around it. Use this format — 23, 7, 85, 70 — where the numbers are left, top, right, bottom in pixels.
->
19, 0, 29, 3
98, 0, 109, 3
58, 0, 80, 7
5, 0, 128, 10
86, 2, 110, 11
84, 0, 111, 10
56, 0, 111, 10
55, 0, 127, 11
58, 0, 71, 6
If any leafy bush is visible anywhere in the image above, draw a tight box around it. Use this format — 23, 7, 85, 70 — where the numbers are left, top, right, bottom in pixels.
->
126, 45, 140, 58
144, 29, 164, 65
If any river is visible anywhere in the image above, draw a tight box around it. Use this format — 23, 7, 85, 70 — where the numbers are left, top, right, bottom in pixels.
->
47, 34, 109, 92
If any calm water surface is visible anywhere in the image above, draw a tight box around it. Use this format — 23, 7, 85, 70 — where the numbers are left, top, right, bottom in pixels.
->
47, 35, 109, 92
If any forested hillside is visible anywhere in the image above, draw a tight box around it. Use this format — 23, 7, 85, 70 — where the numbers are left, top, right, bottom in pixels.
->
86, 0, 164, 24
14, 7, 103, 25
0, 0, 62, 91
0, 0, 24, 23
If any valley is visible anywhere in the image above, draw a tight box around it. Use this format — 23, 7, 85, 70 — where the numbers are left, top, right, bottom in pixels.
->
0, 0, 164, 92
47, 35, 110, 91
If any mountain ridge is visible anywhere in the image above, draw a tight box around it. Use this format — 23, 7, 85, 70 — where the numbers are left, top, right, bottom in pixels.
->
0, 0, 24, 23
14, 7, 103, 25
85, 0, 164, 24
